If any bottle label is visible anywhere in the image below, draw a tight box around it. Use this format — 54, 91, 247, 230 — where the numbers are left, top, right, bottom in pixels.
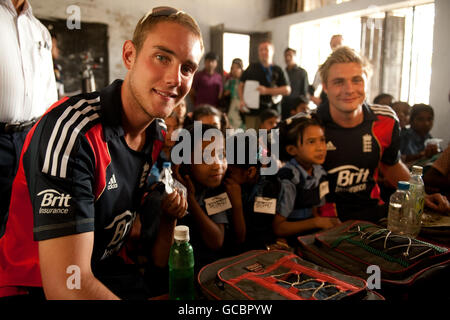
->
409, 184, 424, 218
204, 192, 232, 216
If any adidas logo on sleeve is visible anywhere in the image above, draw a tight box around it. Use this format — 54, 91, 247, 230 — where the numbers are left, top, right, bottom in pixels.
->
107, 174, 118, 190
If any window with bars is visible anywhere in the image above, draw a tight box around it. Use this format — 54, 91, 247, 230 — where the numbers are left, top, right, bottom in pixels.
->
288, 2, 434, 105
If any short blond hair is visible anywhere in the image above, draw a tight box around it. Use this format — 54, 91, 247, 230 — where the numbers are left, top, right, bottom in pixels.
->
319, 46, 368, 85
132, 9, 204, 54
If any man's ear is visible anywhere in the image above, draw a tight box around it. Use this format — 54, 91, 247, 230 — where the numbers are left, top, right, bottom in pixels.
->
122, 40, 136, 70
322, 81, 328, 95
247, 167, 257, 180
285, 145, 298, 156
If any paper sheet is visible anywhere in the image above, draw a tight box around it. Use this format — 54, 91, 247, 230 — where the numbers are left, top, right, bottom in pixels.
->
243, 80, 260, 110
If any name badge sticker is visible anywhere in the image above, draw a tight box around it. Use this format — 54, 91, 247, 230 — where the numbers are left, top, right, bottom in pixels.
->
204, 192, 232, 216
319, 181, 329, 199
254, 197, 277, 214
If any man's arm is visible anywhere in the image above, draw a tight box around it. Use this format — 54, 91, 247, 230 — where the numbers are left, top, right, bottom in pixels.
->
258, 85, 291, 97
379, 161, 410, 187
151, 190, 188, 267
39, 232, 120, 300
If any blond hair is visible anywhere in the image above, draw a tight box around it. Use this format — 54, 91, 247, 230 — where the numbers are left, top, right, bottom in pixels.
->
132, 9, 204, 54
319, 46, 368, 85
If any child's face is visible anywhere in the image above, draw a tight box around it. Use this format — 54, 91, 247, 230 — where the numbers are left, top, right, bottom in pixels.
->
164, 116, 179, 148
292, 103, 309, 116
392, 104, 410, 128
260, 116, 279, 131
288, 125, 326, 166
230, 63, 242, 78
191, 138, 227, 188
198, 115, 221, 130
411, 111, 433, 137
205, 59, 218, 73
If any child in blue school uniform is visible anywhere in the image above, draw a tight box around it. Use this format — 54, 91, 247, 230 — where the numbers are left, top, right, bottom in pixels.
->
224, 131, 280, 254
400, 103, 439, 163
274, 113, 341, 247
173, 124, 230, 273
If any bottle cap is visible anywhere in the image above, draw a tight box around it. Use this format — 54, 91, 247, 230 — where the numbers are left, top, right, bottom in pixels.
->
398, 181, 410, 191
174, 225, 189, 241
163, 162, 171, 169
411, 165, 423, 175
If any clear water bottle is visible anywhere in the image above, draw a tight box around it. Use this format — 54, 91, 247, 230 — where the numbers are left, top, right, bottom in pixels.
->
169, 225, 195, 300
408, 165, 425, 237
160, 162, 174, 194
387, 181, 412, 235
148, 164, 160, 185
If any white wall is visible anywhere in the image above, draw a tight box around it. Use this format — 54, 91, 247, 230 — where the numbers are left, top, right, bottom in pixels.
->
30, 0, 449, 147
31, 0, 271, 81
259, 0, 449, 146
429, 0, 450, 148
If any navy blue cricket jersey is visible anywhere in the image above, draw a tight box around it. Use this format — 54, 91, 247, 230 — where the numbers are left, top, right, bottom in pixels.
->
316, 102, 400, 218
0, 80, 166, 293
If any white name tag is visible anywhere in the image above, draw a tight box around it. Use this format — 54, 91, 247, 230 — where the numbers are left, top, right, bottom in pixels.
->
253, 197, 277, 215
319, 181, 329, 199
204, 192, 232, 216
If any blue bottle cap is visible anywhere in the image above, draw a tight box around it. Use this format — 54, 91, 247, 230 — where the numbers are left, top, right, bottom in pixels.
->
163, 162, 171, 169
398, 181, 410, 190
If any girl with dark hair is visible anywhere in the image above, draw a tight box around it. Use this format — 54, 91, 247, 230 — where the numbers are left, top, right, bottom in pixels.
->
172, 124, 229, 272
274, 113, 340, 247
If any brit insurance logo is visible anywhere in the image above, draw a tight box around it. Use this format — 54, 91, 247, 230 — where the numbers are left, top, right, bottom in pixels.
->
328, 165, 370, 193
37, 189, 72, 214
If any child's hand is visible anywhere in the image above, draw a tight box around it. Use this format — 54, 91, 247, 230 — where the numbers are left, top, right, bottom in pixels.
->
224, 177, 242, 200
314, 217, 341, 230
173, 164, 195, 196
424, 143, 439, 158
161, 189, 188, 220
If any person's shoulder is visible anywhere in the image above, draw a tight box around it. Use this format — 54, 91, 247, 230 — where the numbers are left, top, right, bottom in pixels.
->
369, 103, 399, 121
151, 118, 167, 141
272, 64, 285, 72
27, 11, 52, 41
245, 62, 261, 71
41, 93, 102, 137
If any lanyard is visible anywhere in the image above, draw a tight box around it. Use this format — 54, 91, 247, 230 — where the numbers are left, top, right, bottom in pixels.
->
261, 64, 273, 85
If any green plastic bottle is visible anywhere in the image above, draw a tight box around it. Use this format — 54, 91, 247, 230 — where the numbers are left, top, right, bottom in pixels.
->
169, 225, 195, 300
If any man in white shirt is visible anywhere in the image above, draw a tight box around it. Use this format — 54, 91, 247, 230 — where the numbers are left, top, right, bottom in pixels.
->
0, 0, 57, 237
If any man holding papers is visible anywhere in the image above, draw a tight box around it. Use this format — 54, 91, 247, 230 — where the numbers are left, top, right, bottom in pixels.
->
238, 40, 291, 129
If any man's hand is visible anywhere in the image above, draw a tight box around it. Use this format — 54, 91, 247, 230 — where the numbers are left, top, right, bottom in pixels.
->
425, 193, 450, 213
310, 95, 322, 106
257, 85, 269, 95
161, 190, 188, 220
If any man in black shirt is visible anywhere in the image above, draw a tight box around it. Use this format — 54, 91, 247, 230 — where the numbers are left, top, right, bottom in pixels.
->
238, 40, 291, 129
316, 46, 449, 222
281, 47, 309, 120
